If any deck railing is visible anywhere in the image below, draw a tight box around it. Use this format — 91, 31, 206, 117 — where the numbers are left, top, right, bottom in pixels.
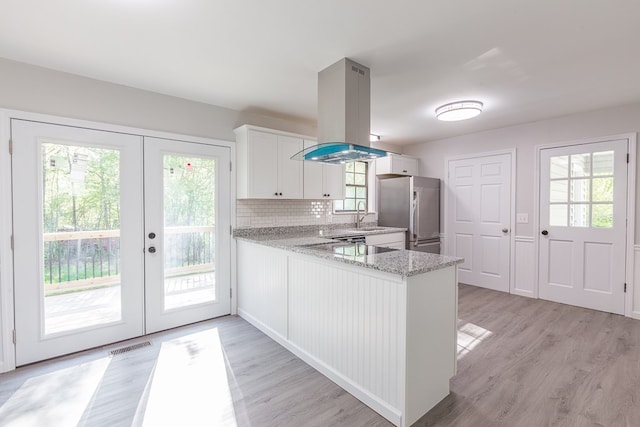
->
43, 226, 215, 289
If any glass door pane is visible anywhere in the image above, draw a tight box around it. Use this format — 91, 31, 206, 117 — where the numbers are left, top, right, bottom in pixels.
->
42, 143, 122, 334
163, 155, 216, 310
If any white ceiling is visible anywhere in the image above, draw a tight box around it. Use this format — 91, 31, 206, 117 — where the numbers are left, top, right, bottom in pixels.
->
1, 0, 640, 145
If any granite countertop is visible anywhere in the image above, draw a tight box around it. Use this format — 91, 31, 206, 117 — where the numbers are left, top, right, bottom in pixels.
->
234, 226, 463, 278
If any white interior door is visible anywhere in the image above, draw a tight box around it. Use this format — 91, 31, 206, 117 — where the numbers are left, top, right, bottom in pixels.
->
12, 121, 231, 365
144, 137, 231, 333
12, 120, 145, 365
539, 139, 628, 314
447, 153, 512, 292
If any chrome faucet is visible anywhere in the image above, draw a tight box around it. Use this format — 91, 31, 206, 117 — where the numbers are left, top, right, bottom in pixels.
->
356, 200, 368, 228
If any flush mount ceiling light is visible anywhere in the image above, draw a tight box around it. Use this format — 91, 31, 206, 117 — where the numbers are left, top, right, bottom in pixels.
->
435, 100, 483, 121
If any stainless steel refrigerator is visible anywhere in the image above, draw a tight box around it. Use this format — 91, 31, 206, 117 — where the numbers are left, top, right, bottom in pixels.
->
377, 176, 440, 253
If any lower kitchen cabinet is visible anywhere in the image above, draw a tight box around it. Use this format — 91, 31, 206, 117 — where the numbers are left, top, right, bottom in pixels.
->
365, 231, 405, 249
236, 240, 457, 427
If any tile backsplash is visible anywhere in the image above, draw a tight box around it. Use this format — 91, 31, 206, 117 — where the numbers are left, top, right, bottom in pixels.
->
236, 199, 362, 228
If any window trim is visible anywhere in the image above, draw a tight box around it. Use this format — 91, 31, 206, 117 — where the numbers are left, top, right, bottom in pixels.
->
333, 161, 368, 213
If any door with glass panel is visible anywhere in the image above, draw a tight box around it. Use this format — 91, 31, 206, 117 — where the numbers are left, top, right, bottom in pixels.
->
539, 139, 628, 314
143, 137, 230, 333
12, 121, 231, 366
12, 120, 145, 365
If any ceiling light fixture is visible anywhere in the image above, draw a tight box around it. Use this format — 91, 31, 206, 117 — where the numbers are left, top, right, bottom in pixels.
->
435, 100, 483, 121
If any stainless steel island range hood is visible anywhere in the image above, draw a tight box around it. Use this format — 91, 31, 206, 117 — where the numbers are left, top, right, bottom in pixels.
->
291, 58, 388, 164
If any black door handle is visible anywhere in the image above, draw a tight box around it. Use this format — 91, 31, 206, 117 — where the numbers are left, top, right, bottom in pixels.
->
541, 230, 549, 236
148, 246, 156, 253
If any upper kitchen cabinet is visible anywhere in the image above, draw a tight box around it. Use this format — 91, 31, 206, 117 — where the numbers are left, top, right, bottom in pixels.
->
302, 140, 345, 200
235, 125, 303, 199
375, 153, 419, 177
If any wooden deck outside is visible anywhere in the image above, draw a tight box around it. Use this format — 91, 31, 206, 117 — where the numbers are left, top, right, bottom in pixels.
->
44, 272, 216, 335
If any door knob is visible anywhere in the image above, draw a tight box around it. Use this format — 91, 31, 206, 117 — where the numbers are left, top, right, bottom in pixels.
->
541, 230, 549, 236
148, 232, 156, 239
502, 228, 509, 233
148, 246, 156, 253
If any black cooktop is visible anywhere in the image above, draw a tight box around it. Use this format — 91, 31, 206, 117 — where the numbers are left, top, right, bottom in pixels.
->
306, 242, 398, 260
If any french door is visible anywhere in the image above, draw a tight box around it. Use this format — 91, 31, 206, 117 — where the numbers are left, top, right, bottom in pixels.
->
538, 139, 628, 314
144, 137, 230, 333
12, 120, 230, 365
447, 153, 512, 292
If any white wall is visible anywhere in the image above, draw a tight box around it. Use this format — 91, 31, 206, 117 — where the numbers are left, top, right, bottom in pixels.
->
404, 103, 640, 316
0, 57, 317, 141
403, 102, 640, 240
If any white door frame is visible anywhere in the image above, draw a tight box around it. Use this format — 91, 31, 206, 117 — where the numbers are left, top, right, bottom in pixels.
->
533, 133, 637, 317
444, 148, 517, 293
0, 109, 237, 373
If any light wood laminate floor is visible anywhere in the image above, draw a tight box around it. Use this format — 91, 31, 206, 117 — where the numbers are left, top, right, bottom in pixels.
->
1, 284, 639, 426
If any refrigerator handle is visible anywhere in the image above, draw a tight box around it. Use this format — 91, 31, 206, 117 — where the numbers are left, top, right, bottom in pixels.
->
409, 191, 415, 238
414, 190, 420, 240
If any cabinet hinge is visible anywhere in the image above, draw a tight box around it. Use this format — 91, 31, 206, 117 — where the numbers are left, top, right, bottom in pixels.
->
10, 235, 14, 250
627, 153, 630, 163
12, 330, 16, 344
230, 288, 233, 298
230, 225, 232, 235
8, 138, 12, 155
230, 161, 233, 172
624, 283, 627, 293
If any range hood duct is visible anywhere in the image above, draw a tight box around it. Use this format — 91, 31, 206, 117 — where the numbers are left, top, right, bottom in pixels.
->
292, 58, 388, 164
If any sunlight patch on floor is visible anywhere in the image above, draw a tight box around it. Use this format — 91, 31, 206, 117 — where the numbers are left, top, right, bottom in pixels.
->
457, 322, 493, 359
0, 358, 111, 427
140, 328, 237, 427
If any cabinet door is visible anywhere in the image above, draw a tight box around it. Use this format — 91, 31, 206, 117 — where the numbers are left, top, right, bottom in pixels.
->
324, 163, 346, 199
277, 135, 303, 198
393, 156, 419, 175
366, 232, 406, 249
376, 155, 419, 176
303, 139, 325, 199
248, 130, 279, 198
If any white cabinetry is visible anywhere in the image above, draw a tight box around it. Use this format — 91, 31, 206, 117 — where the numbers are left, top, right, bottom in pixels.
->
237, 240, 288, 336
365, 232, 405, 249
302, 140, 345, 199
237, 240, 457, 427
376, 154, 419, 176
235, 125, 303, 199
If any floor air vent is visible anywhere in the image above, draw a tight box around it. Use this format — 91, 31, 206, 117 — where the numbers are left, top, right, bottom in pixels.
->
109, 341, 151, 356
